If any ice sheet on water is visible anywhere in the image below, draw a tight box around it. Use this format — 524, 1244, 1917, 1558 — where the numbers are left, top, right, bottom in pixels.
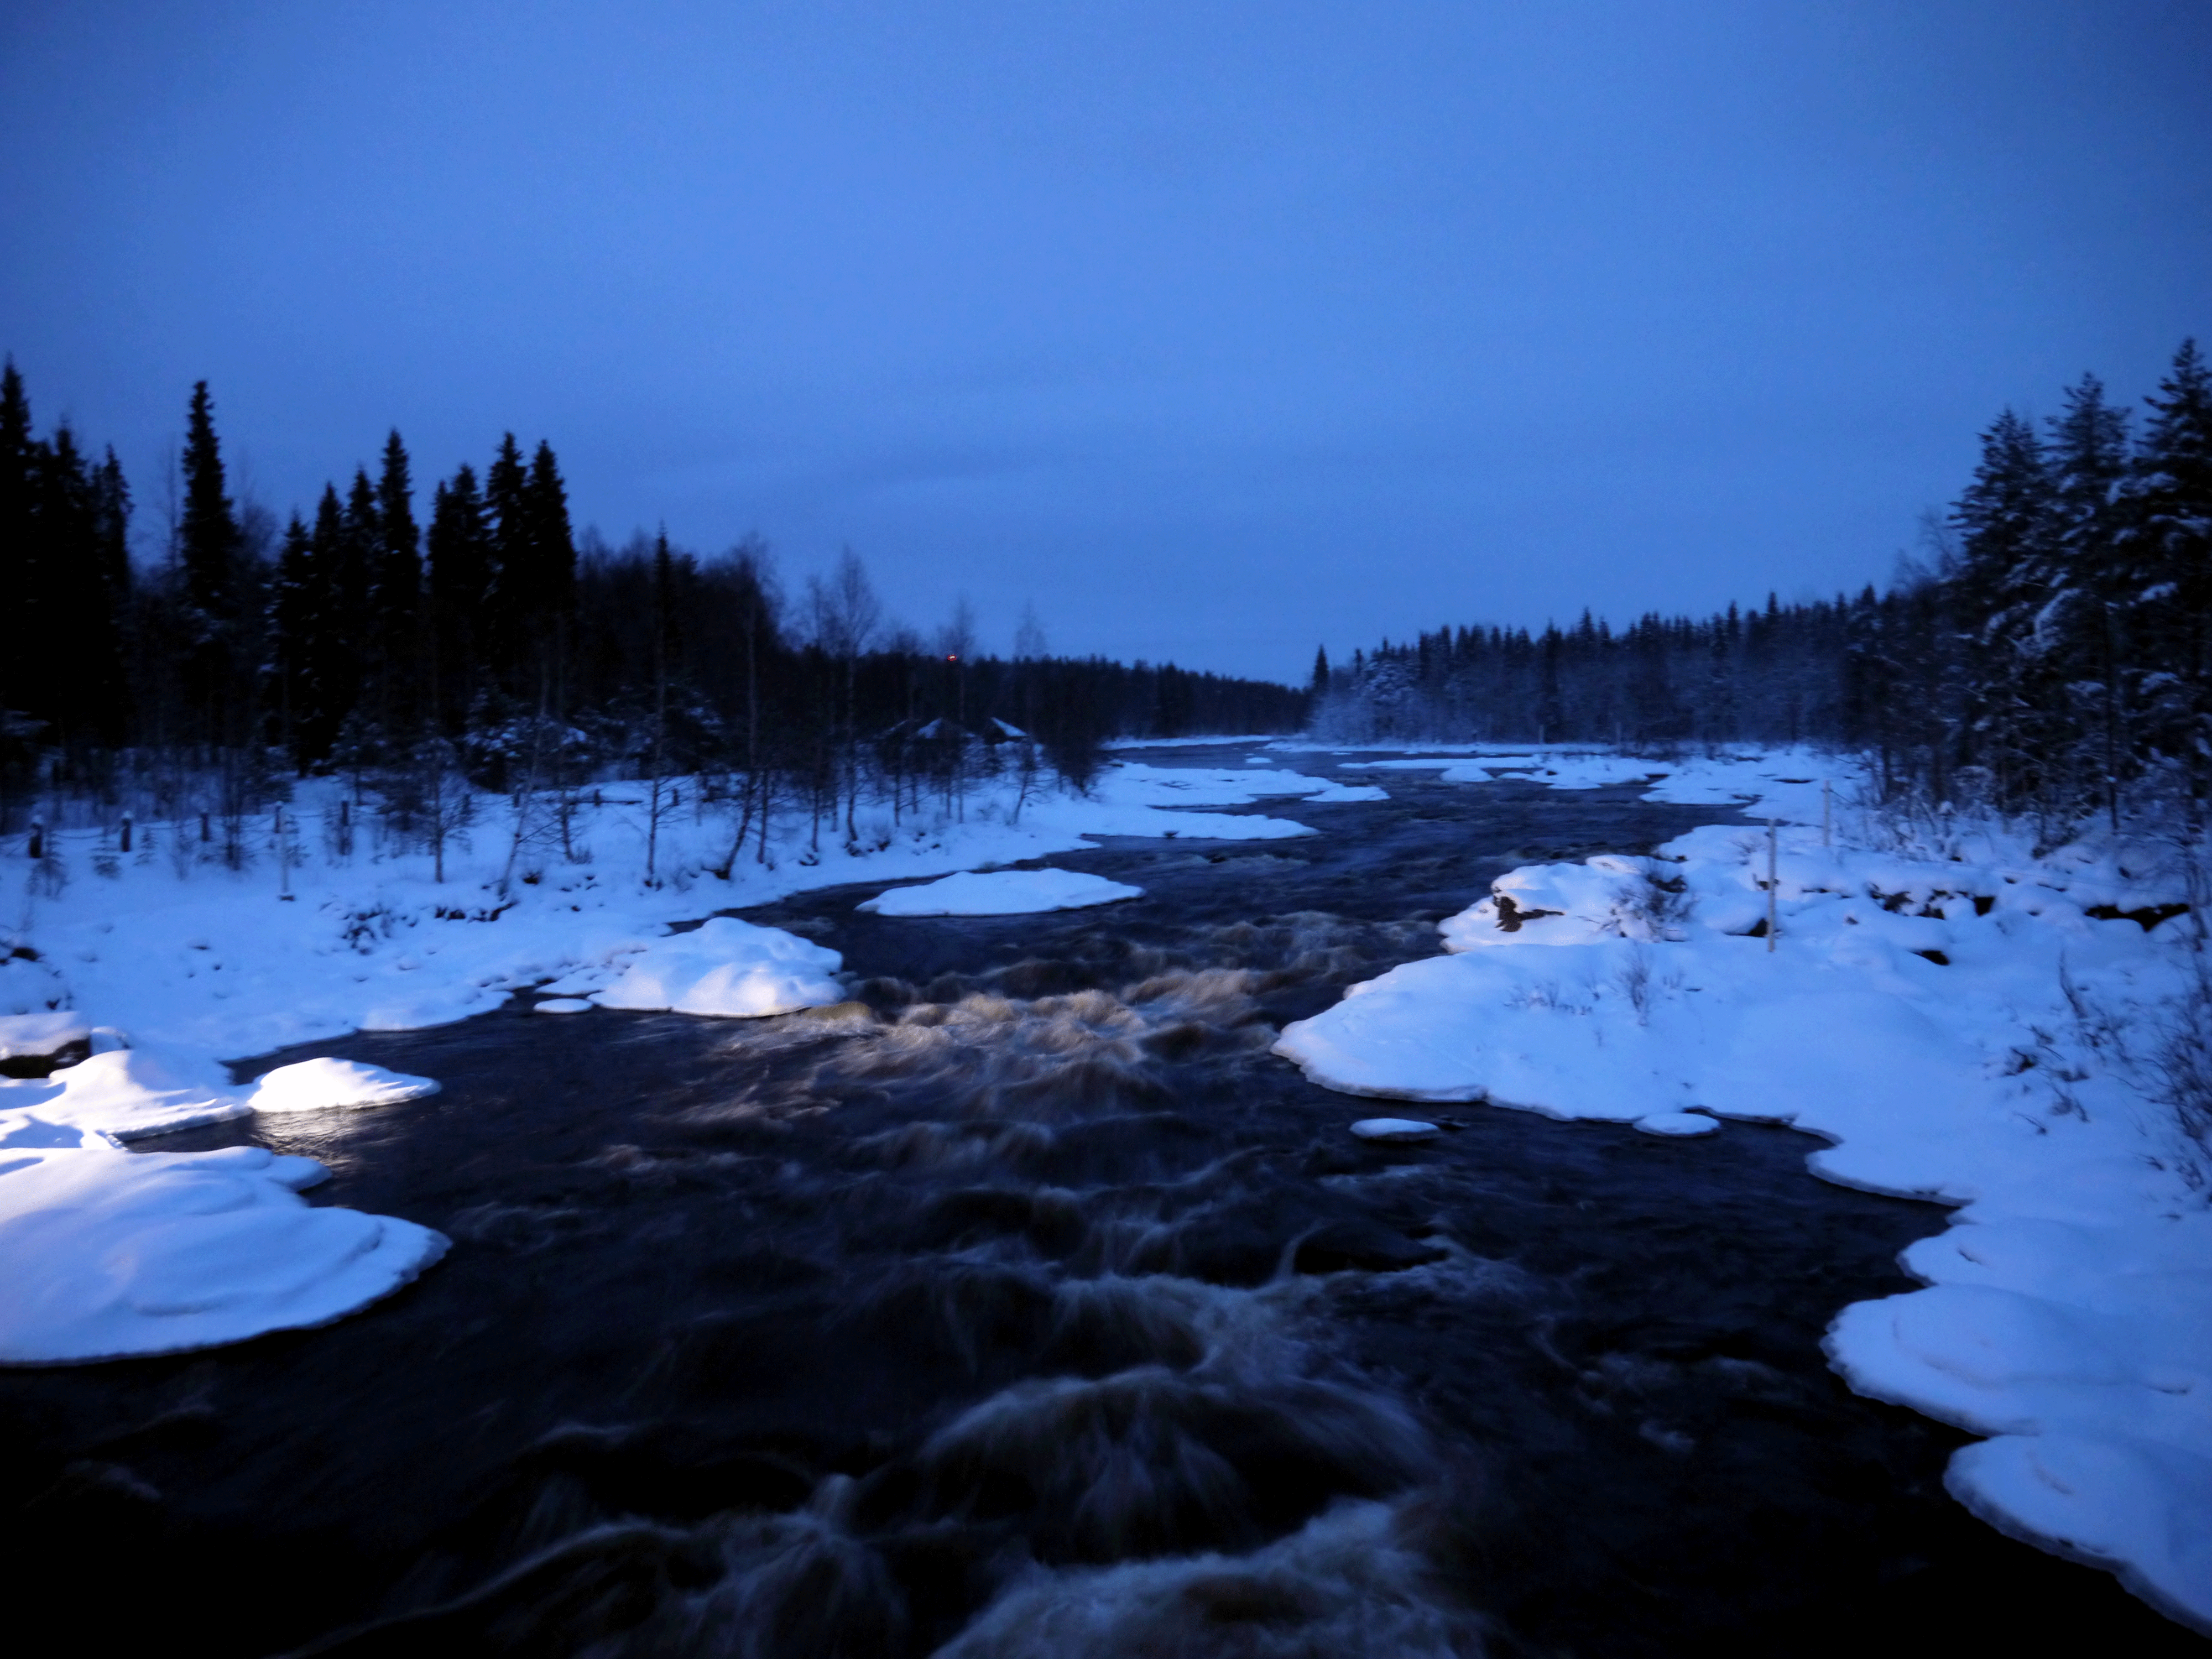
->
1635, 1111, 1719, 1137
0, 1132, 447, 1365
248, 1057, 441, 1114
593, 916, 844, 1018
1349, 1118, 1439, 1141
858, 869, 1142, 917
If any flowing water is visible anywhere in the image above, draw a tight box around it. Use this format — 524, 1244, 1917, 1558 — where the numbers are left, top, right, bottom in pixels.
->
2, 747, 2199, 1656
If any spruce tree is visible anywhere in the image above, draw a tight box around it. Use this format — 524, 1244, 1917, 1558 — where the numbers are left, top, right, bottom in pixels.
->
1, 363, 43, 724
296, 484, 358, 763
483, 433, 530, 691
2121, 339, 2212, 808
269, 513, 316, 760
2044, 375, 2132, 822
178, 380, 246, 738
426, 463, 492, 732
372, 431, 422, 736
518, 440, 576, 705
1949, 407, 2053, 800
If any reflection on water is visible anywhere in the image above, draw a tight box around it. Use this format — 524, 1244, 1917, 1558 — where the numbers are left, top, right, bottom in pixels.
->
1, 752, 2197, 1657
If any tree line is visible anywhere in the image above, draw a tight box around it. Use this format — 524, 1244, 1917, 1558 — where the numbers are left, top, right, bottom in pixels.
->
0, 368, 1307, 845
1311, 338, 2210, 838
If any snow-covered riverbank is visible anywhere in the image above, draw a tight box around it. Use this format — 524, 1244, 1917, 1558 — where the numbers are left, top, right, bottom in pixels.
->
0, 759, 1344, 1364
1271, 745, 2212, 1633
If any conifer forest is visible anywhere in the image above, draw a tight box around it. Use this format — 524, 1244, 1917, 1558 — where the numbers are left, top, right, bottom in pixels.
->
1312, 340, 2211, 837
0, 371, 1306, 846
8, 341, 2206, 851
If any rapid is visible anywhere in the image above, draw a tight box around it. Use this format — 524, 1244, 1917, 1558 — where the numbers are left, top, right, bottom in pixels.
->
1, 747, 2194, 1657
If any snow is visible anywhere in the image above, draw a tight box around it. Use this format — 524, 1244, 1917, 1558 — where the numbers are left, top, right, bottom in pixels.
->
859, 868, 1143, 916
1635, 1110, 1719, 1137
591, 916, 846, 1018
1276, 754, 2212, 1631
1349, 1117, 1441, 1141
0, 1047, 252, 1140
532, 997, 593, 1014
0, 1011, 88, 1061
0, 764, 1347, 1368
0, 1131, 446, 1365
247, 1057, 440, 1114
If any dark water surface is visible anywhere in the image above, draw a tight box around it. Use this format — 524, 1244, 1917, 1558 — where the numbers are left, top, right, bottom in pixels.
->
2, 747, 2199, 1655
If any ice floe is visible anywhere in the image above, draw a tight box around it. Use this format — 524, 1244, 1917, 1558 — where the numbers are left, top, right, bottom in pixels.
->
1349, 1118, 1440, 1142
858, 868, 1143, 916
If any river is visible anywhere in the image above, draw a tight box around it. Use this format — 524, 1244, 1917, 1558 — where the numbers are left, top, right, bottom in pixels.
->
1, 745, 2197, 1656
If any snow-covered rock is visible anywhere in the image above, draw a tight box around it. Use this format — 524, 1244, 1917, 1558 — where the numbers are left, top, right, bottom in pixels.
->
248, 1057, 441, 1114
859, 868, 1143, 916
593, 917, 844, 1018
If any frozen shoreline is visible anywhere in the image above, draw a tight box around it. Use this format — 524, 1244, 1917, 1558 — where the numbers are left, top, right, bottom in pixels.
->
0, 759, 1343, 1366
1274, 745, 2212, 1633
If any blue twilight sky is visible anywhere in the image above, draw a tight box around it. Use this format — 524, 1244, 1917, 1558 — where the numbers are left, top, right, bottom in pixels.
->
3, 1, 2208, 681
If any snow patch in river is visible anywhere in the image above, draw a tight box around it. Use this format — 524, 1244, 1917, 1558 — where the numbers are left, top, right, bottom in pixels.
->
859, 868, 1142, 916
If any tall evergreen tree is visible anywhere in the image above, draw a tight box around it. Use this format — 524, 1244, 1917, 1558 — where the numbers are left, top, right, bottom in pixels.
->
483, 432, 530, 692
2119, 339, 2212, 809
371, 430, 422, 735
2043, 375, 2133, 821
268, 513, 316, 759
1949, 407, 2053, 796
177, 380, 248, 738
1, 363, 45, 724
426, 462, 492, 732
294, 483, 359, 763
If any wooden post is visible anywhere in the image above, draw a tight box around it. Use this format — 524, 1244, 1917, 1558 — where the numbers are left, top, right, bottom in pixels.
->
1766, 818, 1779, 952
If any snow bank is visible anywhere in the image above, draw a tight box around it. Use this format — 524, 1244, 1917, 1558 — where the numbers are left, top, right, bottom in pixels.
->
1277, 806, 2212, 1632
0, 1126, 446, 1365
1334, 745, 1846, 821
0, 1047, 252, 1140
858, 868, 1142, 916
0, 1012, 89, 1062
248, 1057, 441, 1114
592, 917, 845, 1018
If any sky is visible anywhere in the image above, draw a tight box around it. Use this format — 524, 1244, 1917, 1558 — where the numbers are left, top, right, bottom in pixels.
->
3, 2, 2208, 682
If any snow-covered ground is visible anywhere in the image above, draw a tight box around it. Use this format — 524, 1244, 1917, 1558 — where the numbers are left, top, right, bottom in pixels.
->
0, 759, 1346, 1365
1274, 746, 2212, 1632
